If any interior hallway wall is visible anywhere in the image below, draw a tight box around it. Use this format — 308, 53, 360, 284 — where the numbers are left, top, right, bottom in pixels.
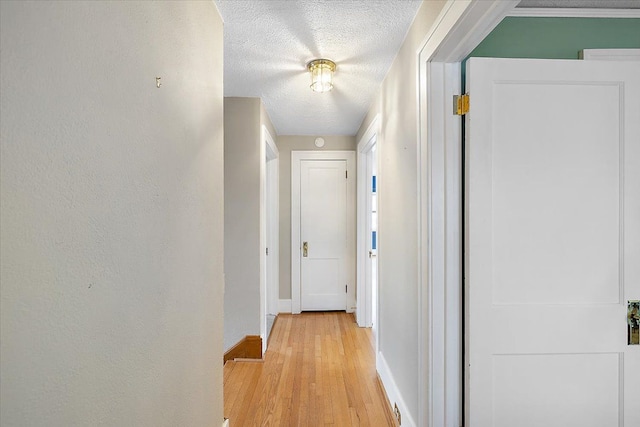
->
224, 97, 276, 350
355, 0, 447, 423
0, 1, 224, 426
276, 135, 356, 304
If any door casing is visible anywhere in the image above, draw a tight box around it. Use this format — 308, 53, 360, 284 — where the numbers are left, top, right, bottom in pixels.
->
416, 1, 519, 425
291, 150, 356, 315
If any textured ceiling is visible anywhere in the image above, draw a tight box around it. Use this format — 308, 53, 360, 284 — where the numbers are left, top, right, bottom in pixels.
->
517, 0, 640, 8
215, 0, 422, 136
216, 0, 638, 136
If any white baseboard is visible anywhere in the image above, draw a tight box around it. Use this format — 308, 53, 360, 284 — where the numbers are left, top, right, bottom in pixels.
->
377, 351, 416, 427
278, 299, 292, 313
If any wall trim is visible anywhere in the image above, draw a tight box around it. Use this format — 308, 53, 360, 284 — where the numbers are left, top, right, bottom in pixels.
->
508, 8, 640, 18
278, 299, 292, 313
223, 335, 262, 364
377, 351, 416, 427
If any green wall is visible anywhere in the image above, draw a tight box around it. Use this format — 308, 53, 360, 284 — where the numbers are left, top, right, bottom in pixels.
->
463, 17, 640, 87
470, 17, 640, 59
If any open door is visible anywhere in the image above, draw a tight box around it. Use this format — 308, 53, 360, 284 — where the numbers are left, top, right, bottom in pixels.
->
367, 145, 378, 335
465, 58, 640, 426
357, 118, 380, 331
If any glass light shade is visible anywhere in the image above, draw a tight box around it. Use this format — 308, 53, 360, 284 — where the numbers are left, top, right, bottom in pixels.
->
308, 59, 336, 93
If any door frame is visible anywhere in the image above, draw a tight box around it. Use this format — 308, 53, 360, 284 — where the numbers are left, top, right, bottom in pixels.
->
416, 1, 519, 425
261, 125, 278, 353
356, 115, 380, 328
291, 150, 356, 315
415, 2, 638, 426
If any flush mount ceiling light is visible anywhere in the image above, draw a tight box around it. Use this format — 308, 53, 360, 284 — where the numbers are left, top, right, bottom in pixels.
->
307, 59, 336, 93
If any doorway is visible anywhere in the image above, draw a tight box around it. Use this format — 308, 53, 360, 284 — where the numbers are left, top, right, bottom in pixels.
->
367, 146, 378, 335
291, 151, 356, 314
261, 126, 278, 353
357, 115, 380, 343
416, 1, 640, 425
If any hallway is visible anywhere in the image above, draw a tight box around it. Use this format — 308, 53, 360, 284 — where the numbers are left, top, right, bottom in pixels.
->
224, 312, 396, 426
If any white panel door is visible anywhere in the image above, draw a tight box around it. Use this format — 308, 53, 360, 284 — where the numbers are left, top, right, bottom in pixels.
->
301, 159, 348, 311
466, 57, 640, 427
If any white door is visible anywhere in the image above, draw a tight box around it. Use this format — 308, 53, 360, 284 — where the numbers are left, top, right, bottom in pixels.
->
466, 57, 640, 427
357, 118, 379, 329
300, 159, 348, 311
366, 146, 378, 332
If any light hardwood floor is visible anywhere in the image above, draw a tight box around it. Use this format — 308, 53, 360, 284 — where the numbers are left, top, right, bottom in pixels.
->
224, 312, 397, 426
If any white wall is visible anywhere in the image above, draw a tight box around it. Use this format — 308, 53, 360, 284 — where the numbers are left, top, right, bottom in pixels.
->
223, 97, 276, 350
355, 1, 447, 424
276, 135, 356, 303
0, 2, 224, 426
224, 98, 261, 350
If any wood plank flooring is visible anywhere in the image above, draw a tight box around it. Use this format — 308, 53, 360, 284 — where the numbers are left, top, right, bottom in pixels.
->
224, 312, 397, 426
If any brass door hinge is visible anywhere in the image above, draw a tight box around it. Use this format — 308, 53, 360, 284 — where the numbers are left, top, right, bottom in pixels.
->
453, 94, 469, 116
